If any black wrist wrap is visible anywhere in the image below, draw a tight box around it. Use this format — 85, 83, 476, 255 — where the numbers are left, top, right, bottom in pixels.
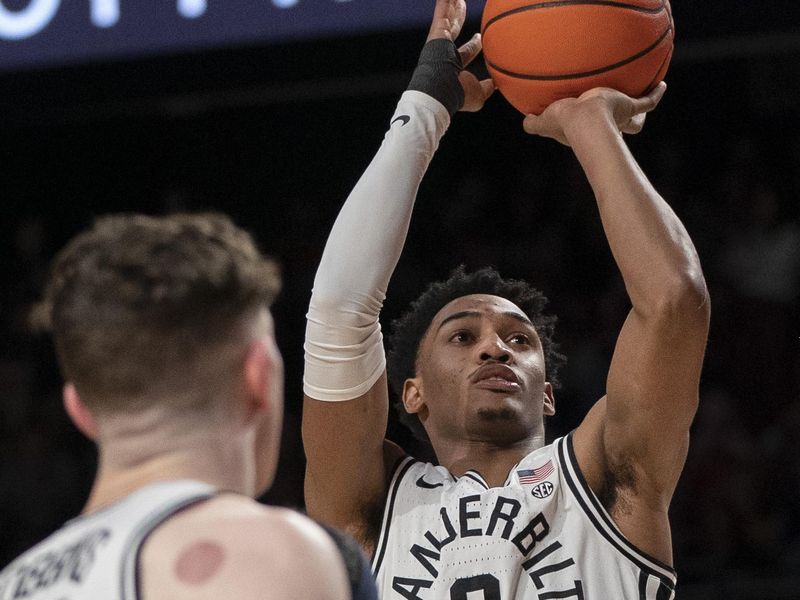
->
407, 38, 464, 116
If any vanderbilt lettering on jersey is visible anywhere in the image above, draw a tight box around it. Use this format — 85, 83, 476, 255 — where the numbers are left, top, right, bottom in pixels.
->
372, 434, 677, 600
0, 481, 214, 600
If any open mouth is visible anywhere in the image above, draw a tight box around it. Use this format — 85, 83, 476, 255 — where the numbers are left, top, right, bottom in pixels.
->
471, 364, 520, 391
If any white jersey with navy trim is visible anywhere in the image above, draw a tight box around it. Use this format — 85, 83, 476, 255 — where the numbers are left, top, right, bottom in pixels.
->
0, 480, 215, 600
372, 434, 676, 600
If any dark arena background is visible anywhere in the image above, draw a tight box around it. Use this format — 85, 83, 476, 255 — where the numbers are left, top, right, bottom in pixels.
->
1, 1, 799, 597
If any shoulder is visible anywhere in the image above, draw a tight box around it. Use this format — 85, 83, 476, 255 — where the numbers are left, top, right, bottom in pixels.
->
139, 495, 350, 600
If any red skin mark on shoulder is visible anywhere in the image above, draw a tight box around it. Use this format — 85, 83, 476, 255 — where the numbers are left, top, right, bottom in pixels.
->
173, 540, 226, 586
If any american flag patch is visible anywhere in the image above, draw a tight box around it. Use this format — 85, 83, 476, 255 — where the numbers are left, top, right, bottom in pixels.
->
517, 460, 554, 485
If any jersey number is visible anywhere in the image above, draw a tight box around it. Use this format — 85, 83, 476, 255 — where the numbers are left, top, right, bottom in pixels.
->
450, 574, 501, 600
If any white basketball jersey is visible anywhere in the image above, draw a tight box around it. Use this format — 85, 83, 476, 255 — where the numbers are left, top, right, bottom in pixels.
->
372, 434, 676, 599
0, 480, 215, 600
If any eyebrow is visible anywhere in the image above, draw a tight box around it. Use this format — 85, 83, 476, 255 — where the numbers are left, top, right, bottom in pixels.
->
436, 309, 534, 331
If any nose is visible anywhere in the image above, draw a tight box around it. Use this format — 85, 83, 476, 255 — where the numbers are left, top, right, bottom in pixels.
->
478, 335, 511, 363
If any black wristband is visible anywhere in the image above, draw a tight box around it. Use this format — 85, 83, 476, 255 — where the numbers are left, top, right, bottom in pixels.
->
407, 38, 464, 116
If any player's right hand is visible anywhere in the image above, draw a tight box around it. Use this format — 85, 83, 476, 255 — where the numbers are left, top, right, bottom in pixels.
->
426, 0, 495, 113
523, 82, 666, 145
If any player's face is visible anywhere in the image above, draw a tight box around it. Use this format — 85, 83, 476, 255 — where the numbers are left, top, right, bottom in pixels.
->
405, 294, 554, 448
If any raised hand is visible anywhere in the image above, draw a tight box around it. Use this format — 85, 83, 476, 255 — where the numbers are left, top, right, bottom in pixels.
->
523, 82, 667, 145
427, 0, 467, 43
409, 0, 494, 114
426, 0, 494, 112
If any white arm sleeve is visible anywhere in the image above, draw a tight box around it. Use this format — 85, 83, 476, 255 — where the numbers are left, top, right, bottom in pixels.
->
303, 91, 451, 401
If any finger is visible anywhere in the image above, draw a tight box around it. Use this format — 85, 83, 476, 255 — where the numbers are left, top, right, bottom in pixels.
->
652, 80, 667, 99
522, 111, 570, 145
427, 0, 464, 42
427, 16, 454, 42
622, 113, 646, 135
522, 114, 541, 136
631, 81, 667, 114
450, 0, 466, 39
479, 77, 496, 101
426, 0, 451, 41
459, 73, 492, 112
458, 33, 483, 67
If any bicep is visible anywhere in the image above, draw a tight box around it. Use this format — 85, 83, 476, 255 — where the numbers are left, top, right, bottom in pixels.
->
302, 372, 396, 539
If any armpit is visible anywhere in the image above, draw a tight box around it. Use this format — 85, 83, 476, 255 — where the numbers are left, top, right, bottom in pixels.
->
357, 449, 407, 556
599, 457, 638, 518
358, 494, 386, 557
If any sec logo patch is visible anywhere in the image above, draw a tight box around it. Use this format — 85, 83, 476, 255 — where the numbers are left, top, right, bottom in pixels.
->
531, 481, 554, 499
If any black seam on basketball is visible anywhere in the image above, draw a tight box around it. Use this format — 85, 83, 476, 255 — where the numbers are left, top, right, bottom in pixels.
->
485, 24, 672, 81
482, 0, 667, 35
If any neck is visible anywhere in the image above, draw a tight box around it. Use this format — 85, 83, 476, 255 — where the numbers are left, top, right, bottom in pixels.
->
435, 433, 544, 487
83, 413, 253, 514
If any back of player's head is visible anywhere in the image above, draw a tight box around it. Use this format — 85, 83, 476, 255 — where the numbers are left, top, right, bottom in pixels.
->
37, 213, 281, 414
386, 266, 564, 442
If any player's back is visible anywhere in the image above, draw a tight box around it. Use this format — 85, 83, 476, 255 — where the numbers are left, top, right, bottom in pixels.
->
0, 480, 214, 599
0, 480, 350, 600
138, 489, 352, 600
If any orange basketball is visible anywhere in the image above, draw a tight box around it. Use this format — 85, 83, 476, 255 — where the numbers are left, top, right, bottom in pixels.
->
481, 0, 674, 115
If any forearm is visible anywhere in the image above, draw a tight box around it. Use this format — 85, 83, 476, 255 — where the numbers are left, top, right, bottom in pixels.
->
313, 92, 450, 305
310, 37, 462, 313
566, 112, 707, 314
304, 92, 450, 400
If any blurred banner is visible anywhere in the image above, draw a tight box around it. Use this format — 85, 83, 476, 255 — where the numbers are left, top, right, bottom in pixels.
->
0, 0, 484, 71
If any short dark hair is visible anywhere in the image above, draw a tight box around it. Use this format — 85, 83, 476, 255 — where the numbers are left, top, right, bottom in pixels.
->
36, 212, 281, 411
386, 266, 565, 442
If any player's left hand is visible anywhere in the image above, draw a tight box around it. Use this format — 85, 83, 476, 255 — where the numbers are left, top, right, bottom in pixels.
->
458, 33, 496, 112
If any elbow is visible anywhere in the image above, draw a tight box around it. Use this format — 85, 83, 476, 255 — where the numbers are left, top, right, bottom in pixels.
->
307, 286, 383, 331
308, 277, 385, 322
650, 268, 710, 327
308, 286, 346, 315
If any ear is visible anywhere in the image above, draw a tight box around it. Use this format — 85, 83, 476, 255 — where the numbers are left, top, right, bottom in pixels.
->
243, 340, 273, 417
402, 377, 427, 416
63, 383, 99, 440
543, 382, 556, 417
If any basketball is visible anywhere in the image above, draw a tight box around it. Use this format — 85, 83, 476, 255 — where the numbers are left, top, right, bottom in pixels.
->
481, 0, 674, 115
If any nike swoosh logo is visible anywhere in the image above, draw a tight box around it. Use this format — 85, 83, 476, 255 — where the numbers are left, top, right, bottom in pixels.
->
416, 475, 443, 489
391, 115, 411, 127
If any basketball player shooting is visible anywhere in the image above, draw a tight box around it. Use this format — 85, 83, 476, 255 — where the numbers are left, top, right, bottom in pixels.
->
302, 1, 709, 598
0, 214, 374, 600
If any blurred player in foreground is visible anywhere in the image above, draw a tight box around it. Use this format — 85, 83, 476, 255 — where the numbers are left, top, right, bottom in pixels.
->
0, 213, 374, 600
302, 1, 710, 598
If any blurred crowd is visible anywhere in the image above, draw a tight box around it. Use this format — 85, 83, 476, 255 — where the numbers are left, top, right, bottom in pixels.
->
1, 63, 799, 597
